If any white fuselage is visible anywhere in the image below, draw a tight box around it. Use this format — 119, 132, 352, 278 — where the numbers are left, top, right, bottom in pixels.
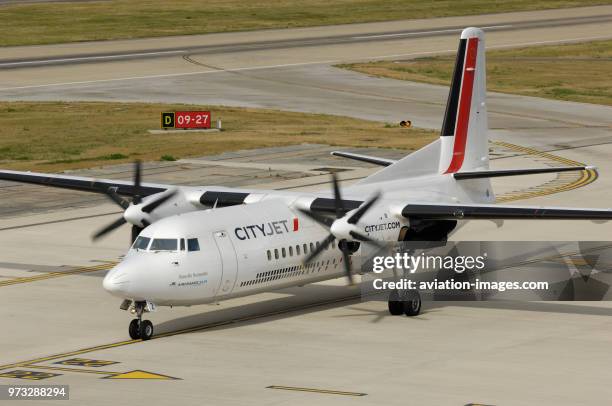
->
104, 200, 346, 305
102, 173, 491, 306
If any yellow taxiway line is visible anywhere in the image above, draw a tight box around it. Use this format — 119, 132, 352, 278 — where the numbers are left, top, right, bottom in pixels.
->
493, 141, 598, 203
267, 385, 367, 396
0, 262, 115, 287
0, 293, 363, 373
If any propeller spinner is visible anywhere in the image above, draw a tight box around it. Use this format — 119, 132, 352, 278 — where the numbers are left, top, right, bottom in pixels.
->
92, 161, 177, 243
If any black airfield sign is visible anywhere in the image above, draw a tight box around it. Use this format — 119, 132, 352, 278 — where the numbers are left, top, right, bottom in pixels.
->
161, 112, 175, 128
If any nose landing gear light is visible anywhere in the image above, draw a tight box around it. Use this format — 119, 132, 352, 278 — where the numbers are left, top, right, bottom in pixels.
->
129, 301, 154, 340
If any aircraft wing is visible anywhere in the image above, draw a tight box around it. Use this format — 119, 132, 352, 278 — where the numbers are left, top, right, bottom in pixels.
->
401, 203, 612, 220
0, 169, 167, 197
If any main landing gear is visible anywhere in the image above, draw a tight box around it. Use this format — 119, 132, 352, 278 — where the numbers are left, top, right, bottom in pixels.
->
388, 289, 421, 317
128, 301, 154, 341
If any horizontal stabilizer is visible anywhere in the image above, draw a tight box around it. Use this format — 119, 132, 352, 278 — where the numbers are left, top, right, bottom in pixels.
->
402, 203, 612, 220
453, 166, 594, 180
330, 151, 396, 167
357, 139, 441, 185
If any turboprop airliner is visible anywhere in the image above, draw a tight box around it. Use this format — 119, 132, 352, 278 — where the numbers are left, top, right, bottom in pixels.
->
2, 28, 611, 340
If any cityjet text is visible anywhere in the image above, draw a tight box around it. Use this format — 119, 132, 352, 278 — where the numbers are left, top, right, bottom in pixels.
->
235, 220, 290, 240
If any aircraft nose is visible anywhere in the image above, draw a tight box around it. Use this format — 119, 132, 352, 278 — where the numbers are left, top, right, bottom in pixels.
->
102, 267, 130, 297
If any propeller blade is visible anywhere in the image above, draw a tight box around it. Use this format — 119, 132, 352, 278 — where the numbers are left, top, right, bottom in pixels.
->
297, 208, 335, 228
141, 189, 178, 214
131, 225, 143, 244
331, 173, 344, 218
92, 216, 127, 240
340, 240, 354, 285
105, 187, 130, 210
304, 234, 335, 264
133, 161, 142, 204
347, 192, 381, 224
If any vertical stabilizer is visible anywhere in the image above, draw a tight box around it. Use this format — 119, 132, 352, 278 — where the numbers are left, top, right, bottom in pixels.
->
438, 27, 488, 174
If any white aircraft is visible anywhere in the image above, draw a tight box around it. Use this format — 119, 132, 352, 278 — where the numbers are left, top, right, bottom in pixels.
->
2, 28, 611, 340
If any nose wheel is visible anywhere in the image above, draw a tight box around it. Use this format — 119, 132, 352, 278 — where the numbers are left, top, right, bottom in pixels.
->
128, 301, 154, 340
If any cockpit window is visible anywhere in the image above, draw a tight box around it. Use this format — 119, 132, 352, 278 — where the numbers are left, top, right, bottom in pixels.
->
133, 236, 150, 250
187, 238, 200, 252
150, 238, 178, 251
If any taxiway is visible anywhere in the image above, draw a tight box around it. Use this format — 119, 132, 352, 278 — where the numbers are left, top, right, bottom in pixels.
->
1, 6, 612, 406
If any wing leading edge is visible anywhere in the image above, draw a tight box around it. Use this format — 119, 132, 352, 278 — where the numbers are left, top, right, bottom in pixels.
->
402, 203, 612, 220
0, 169, 167, 197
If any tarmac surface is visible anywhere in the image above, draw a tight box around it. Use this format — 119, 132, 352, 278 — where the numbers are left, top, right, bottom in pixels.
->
1, 6, 612, 406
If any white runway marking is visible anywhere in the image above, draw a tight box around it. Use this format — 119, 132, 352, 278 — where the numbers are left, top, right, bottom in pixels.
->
351, 25, 513, 39
1, 35, 611, 92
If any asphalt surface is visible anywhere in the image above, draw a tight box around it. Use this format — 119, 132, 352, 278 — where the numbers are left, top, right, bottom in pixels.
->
1, 13, 611, 69
1, 6, 612, 406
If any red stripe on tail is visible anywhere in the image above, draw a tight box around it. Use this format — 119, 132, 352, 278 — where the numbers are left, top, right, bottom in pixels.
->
445, 37, 478, 174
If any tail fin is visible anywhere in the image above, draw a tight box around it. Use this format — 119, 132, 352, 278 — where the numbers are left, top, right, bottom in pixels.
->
356, 27, 488, 186
438, 27, 488, 174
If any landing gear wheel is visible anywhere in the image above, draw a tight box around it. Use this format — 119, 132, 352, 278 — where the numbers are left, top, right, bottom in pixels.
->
403, 290, 421, 317
139, 320, 154, 340
128, 319, 140, 339
388, 290, 403, 315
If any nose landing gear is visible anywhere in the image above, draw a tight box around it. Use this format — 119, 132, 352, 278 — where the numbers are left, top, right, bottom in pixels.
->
128, 301, 154, 340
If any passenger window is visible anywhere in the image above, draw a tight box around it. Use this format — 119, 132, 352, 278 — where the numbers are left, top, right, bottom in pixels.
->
150, 238, 178, 251
310, 242, 314, 252
282, 247, 286, 258
296, 245, 301, 255
180, 238, 186, 251
303, 244, 308, 254
274, 249, 279, 260
187, 238, 200, 252
133, 236, 150, 250
289, 246, 293, 256
267, 250, 272, 261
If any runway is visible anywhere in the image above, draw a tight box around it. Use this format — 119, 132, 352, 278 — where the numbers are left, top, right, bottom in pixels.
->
1, 13, 611, 69
1, 5, 612, 406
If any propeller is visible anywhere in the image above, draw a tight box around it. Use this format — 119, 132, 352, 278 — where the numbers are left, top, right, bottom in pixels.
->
92, 161, 177, 243
132, 159, 143, 205
298, 173, 382, 284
